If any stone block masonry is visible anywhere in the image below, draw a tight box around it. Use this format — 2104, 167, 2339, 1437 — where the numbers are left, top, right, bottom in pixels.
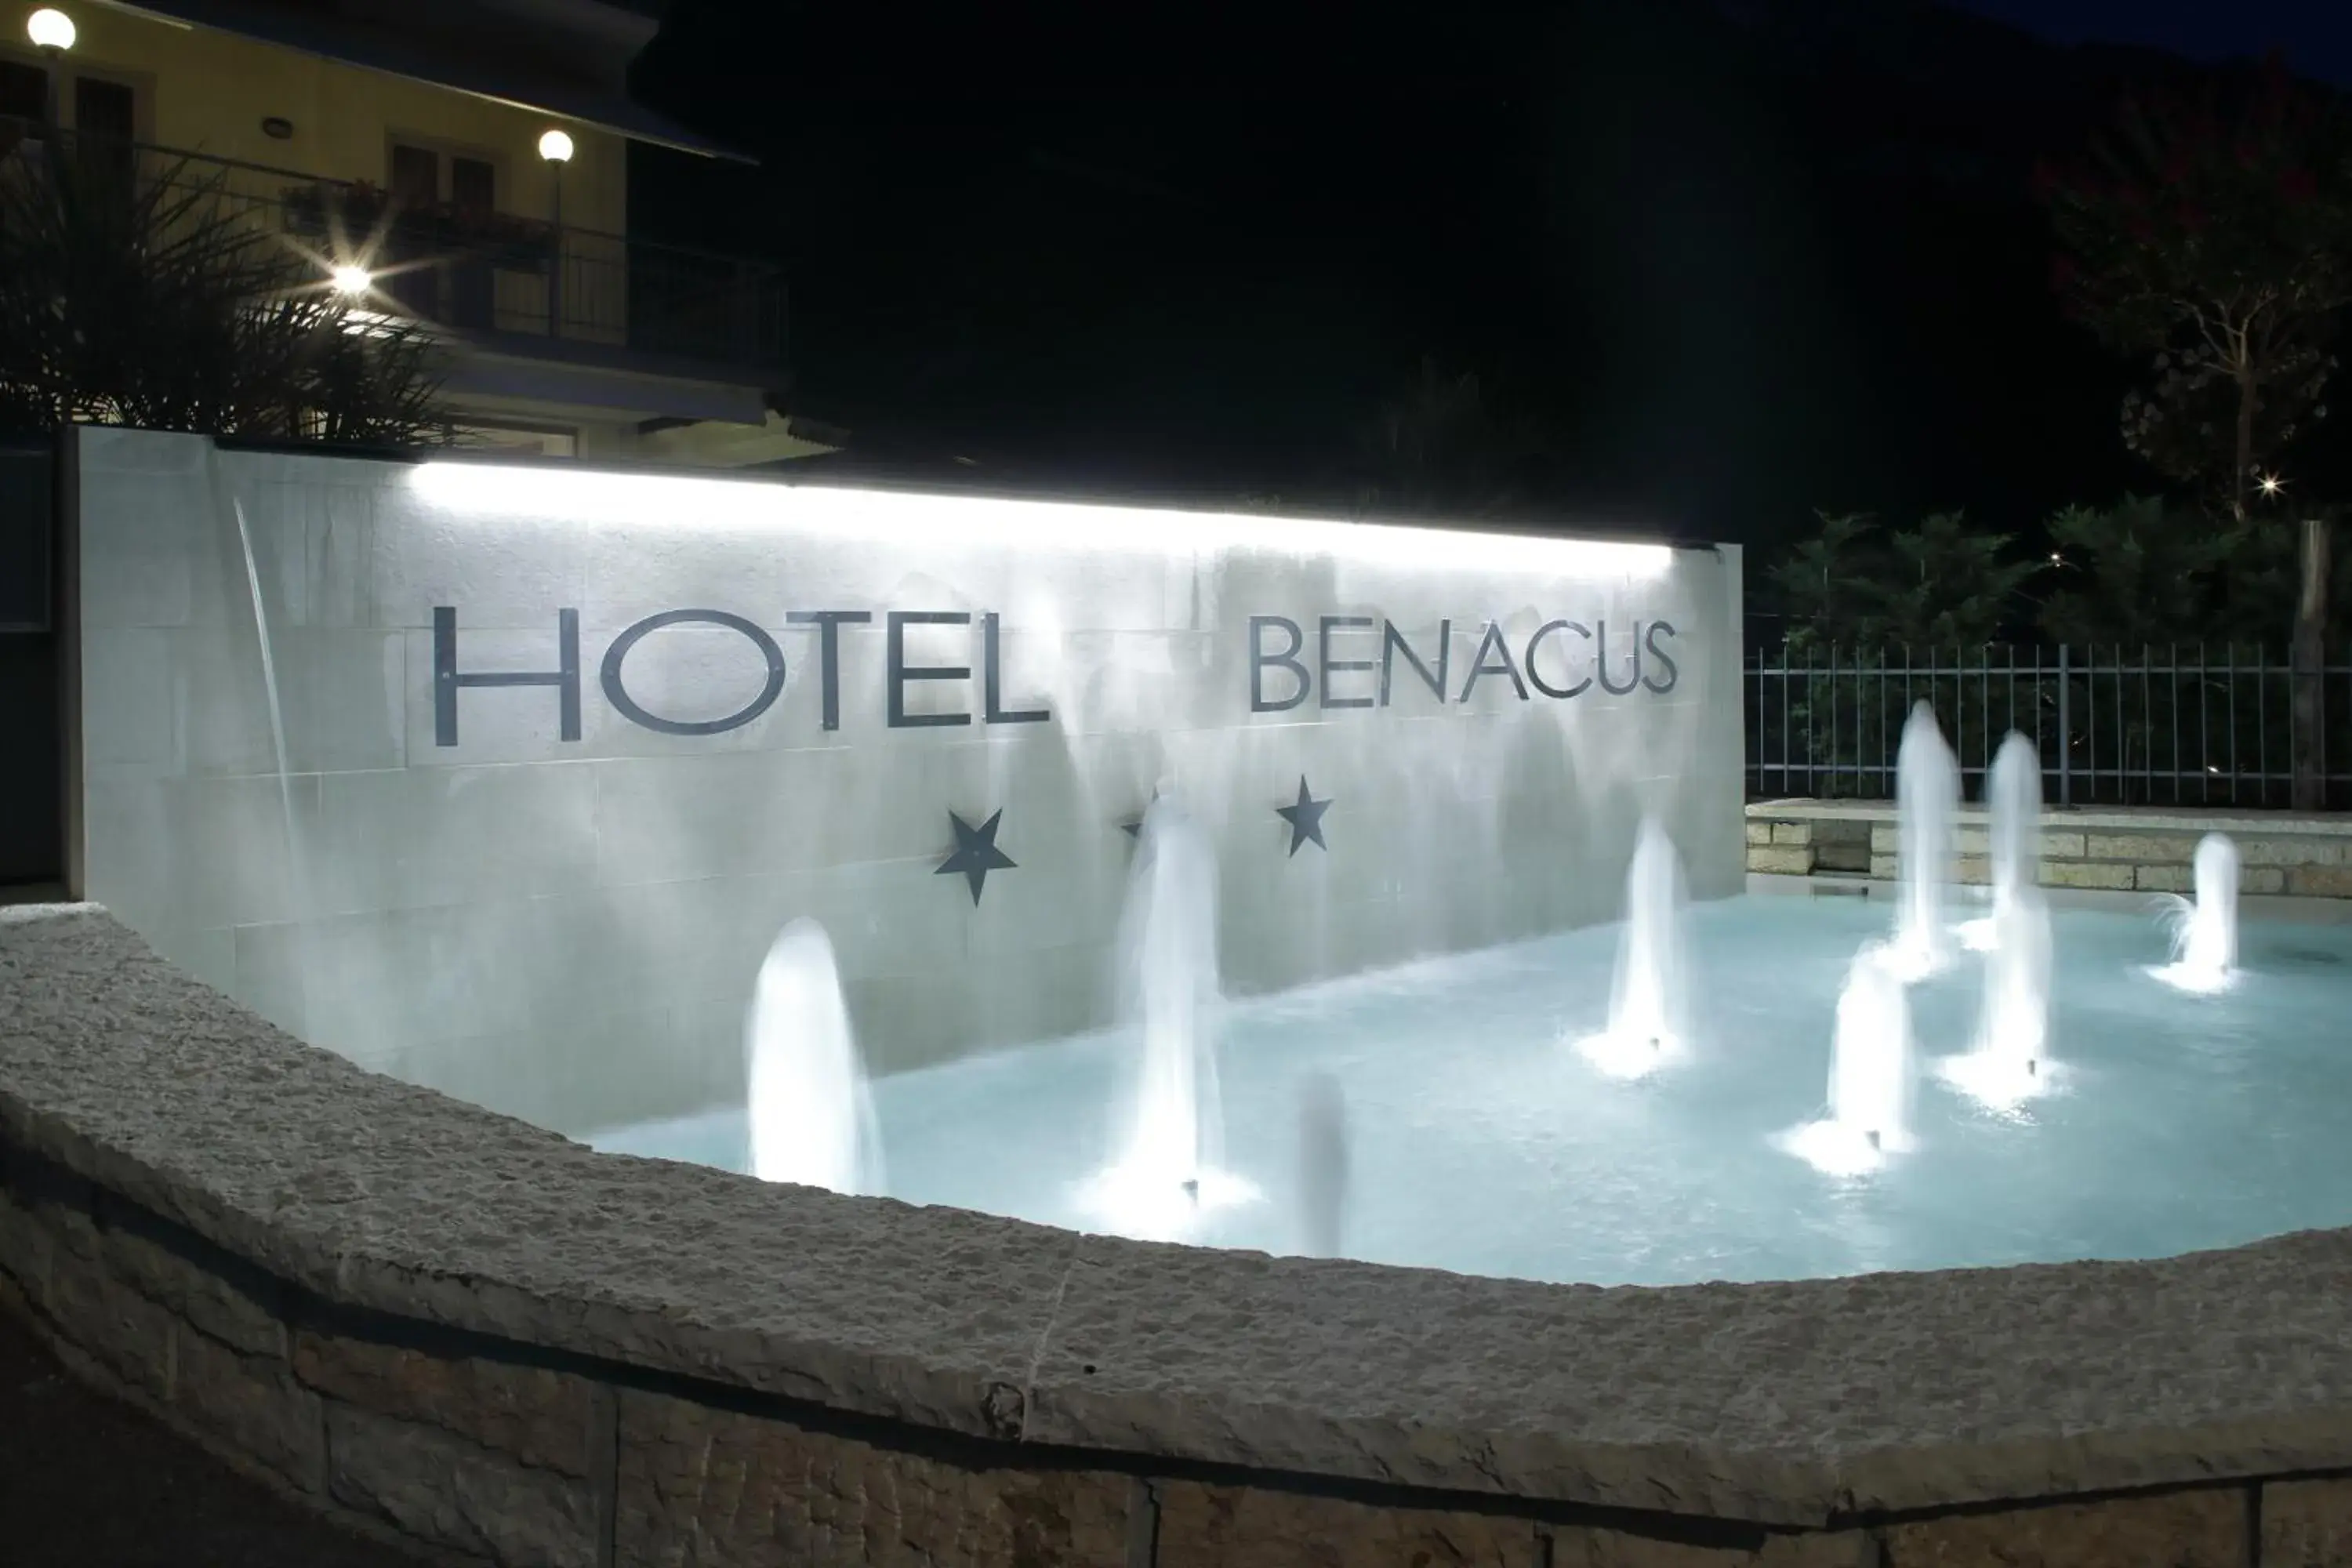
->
1749, 844, 1815, 876
2045, 861, 2137, 891
612, 1392, 1136, 1567
9, 904, 2352, 1566
1751, 801, 2352, 900
2289, 866, 2352, 898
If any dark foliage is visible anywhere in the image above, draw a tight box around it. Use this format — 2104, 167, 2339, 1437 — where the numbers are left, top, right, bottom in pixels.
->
2038, 56, 2352, 517
1771, 510, 2045, 650
0, 134, 448, 446
1350, 360, 1552, 521
2035, 494, 2235, 644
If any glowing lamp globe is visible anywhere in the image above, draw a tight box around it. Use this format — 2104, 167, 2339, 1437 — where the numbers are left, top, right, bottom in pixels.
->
27, 9, 76, 50
537, 129, 574, 164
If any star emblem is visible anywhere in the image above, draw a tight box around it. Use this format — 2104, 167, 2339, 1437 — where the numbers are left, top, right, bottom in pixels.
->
1275, 775, 1332, 856
935, 809, 1017, 904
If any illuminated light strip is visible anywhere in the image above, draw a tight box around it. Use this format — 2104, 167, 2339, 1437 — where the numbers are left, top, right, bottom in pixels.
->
408, 461, 1681, 579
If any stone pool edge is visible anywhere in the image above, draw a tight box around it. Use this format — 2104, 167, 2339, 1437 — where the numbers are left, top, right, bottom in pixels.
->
2, 902, 2350, 1567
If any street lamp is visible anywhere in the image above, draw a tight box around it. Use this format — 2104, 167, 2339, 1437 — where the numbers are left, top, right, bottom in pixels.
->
329, 264, 372, 297
537, 128, 572, 337
27, 7, 75, 49
27, 9, 75, 128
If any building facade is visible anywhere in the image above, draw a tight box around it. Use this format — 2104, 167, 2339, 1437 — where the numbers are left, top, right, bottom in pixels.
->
0, 0, 834, 464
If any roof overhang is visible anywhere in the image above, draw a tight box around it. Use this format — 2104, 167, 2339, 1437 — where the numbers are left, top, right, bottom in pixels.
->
437, 341, 775, 426
633, 412, 843, 466
89, 0, 754, 162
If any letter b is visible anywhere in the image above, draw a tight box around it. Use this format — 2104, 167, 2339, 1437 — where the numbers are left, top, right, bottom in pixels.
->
1250, 615, 1310, 712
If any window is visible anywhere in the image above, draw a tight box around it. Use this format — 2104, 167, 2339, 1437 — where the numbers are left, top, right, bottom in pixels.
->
450, 155, 494, 215
73, 77, 132, 142
447, 155, 495, 327
0, 59, 44, 127
73, 76, 133, 185
390, 143, 438, 204
384, 143, 439, 318
385, 141, 502, 328
1, 56, 147, 138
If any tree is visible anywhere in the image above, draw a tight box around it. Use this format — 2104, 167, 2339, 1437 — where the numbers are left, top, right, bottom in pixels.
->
1770, 510, 2043, 651
2035, 495, 2236, 646
2040, 59, 2352, 807
0, 133, 446, 445
2216, 498, 2352, 633
1769, 511, 1880, 651
1767, 510, 2043, 797
2038, 58, 2352, 523
1352, 359, 1548, 520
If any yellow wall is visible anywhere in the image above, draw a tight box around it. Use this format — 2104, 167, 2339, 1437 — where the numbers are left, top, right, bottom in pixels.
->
0, 5, 804, 464
0, 3, 625, 236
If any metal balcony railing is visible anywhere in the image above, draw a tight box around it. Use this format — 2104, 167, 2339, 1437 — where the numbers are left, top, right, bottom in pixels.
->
0, 116, 783, 371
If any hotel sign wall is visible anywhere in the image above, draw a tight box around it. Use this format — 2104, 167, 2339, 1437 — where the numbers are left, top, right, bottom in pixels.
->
430, 607, 1683, 743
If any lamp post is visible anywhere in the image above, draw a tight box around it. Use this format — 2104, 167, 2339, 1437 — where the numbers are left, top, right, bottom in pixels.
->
537, 128, 573, 338
27, 9, 76, 129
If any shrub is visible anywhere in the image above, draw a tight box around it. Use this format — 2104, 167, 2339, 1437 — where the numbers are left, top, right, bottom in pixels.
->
0, 133, 447, 445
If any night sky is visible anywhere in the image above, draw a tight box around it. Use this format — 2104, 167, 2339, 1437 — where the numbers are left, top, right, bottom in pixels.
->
1944, 0, 2352, 85
630, 1, 2351, 549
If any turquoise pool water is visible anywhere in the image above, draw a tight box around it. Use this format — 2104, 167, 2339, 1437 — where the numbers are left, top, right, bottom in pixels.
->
589, 894, 2352, 1287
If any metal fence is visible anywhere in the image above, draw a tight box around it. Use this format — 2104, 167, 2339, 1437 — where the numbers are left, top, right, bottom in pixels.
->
0, 117, 784, 369
1748, 645, 2352, 811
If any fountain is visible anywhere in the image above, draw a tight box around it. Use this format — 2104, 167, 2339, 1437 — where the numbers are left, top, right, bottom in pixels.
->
745, 919, 885, 1195
1938, 885, 2057, 1111
1081, 794, 1258, 1239
1884, 702, 1960, 982
1780, 944, 1917, 1176
1574, 815, 1691, 1079
1295, 1071, 1349, 1258
1959, 731, 2042, 953
1933, 734, 2060, 1109
225, 481, 315, 1039
2148, 833, 2242, 996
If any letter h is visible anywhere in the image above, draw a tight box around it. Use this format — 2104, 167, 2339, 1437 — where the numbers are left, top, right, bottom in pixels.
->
434, 607, 582, 746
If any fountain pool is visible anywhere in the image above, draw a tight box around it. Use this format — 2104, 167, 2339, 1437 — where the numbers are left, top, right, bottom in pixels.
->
593, 891, 2352, 1289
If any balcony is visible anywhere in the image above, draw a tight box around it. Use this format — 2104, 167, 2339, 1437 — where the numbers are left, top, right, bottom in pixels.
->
0, 117, 785, 377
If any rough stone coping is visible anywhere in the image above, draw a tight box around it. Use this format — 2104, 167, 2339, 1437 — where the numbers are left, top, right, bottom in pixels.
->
5, 903, 2352, 1531
1748, 800, 2352, 837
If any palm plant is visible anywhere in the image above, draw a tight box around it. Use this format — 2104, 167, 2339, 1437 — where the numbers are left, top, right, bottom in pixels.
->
0, 131, 448, 445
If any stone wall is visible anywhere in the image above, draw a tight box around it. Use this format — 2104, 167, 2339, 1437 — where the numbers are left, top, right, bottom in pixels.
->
18, 1152, 2351, 1568
1745, 802, 2352, 898
8, 905, 2352, 1567
71, 429, 1744, 1136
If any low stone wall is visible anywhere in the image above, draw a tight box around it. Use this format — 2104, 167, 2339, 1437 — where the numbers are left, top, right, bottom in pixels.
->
5, 903, 2352, 1567
1747, 800, 2352, 898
